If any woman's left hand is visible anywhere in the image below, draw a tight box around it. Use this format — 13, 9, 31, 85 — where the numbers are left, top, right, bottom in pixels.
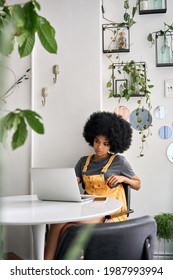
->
106, 175, 124, 188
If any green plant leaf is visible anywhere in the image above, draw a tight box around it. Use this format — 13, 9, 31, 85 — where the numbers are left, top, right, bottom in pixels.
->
23, 1, 38, 34
0, 0, 5, 6
12, 117, 28, 150
124, 12, 130, 22
124, 0, 129, 9
33, 0, 41, 11
22, 109, 44, 134
106, 81, 112, 88
0, 18, 15, 56
18, 34, 35, 57
11, 5, 25, 29
108, 90, 114, 98
37, 16, 57, 54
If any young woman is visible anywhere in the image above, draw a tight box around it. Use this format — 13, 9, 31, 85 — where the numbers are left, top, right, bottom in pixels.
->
44, 111, 141, 259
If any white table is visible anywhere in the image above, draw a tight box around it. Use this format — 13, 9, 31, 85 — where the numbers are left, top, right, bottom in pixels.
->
0, 195, 122, 260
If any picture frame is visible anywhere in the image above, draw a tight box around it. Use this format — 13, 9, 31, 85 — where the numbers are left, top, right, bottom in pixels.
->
114, 79, 128, 97
102, 24, 130, 53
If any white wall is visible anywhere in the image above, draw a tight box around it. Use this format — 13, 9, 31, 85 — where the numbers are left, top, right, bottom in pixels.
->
2, 0, 173, 259
32, 0, 101, 172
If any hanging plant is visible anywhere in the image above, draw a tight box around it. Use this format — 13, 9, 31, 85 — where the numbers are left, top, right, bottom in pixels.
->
106, 60, 154, 157
102, 1, 153, 157
147, 23, 173, 46
101, 0, 139, 28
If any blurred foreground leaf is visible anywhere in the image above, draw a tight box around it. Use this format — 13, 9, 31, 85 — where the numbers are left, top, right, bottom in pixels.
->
0, 109, 44, 149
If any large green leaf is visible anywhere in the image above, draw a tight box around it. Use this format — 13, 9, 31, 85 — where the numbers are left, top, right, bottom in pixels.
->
0, 109, 44, 149
18, 34, 35, 57
22, 110, 44, 134
0, 14, 15, 56
0, 0, 5, 7
23, 1, 37, 34
11, 5, 25, 30
12, 117, 28, 150
37, 16, 57, 54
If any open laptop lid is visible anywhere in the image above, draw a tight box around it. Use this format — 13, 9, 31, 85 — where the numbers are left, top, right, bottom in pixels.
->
30, 168, 93, 202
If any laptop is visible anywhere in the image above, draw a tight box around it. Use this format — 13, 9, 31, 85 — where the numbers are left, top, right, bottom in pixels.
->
30, 168, 94, 203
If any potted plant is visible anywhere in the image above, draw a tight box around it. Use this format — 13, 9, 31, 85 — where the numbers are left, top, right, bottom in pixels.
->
154, 213, 173, 259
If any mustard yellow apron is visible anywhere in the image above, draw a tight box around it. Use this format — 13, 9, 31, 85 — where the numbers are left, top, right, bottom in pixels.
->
82, 155, 127, 222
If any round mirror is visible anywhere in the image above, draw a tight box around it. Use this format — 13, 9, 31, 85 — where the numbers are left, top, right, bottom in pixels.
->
153, 106, 168, 119
158, 126, 172, 139
129, 108, 152, 131
167, 143, 173, 163
114, 106, 130, 120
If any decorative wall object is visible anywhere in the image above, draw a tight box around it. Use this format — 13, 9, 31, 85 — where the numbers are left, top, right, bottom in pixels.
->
167, 143, 173, 163
153, 106, 167, 119
129, 108, 153, 157
114, 105, 130, 120
139, 0, 167, 14
158, 126, 172, 139
164, 80, 173, 97
52, 65, 60, 83
130, 108, 152, 131
155, 31, 173, 66
110, 61, 148, 98
41, 87, 48, 106
102, 24, 130, 53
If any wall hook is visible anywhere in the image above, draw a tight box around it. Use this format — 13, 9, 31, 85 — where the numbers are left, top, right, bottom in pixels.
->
53, 64, 59, 83
41, 87, 48, 106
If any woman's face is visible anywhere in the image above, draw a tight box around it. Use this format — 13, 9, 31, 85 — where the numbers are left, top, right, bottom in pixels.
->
93, 135, 110, 158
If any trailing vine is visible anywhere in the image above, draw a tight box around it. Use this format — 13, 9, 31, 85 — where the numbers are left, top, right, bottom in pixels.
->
102, 0, 154, 157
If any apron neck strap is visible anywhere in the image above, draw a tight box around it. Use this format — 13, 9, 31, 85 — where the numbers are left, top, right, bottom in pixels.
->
82, 154, 116, 174
101, 154, 116, 173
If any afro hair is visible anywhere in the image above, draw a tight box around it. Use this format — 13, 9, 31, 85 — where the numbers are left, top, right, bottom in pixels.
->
83, 111, 132, 153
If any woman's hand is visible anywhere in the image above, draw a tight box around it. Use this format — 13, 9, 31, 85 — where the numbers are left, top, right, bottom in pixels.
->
106, 175, 141, 190
106, 175, 124, 188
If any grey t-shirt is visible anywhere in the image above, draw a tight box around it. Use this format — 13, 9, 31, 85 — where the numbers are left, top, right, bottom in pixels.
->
75, 154, 135, 190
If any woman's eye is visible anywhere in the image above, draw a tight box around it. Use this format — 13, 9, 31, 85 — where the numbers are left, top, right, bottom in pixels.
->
104, 143, 110, 146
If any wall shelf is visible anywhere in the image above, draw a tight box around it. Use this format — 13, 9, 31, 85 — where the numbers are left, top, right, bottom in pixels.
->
111, 61, 146, 98
139, 0, 167, 15
102, 24, 130, 53
155, 32, 173, 67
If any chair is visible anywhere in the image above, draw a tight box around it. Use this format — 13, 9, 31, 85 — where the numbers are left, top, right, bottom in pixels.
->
55, 215, 157, 260
104, 183, 134, 222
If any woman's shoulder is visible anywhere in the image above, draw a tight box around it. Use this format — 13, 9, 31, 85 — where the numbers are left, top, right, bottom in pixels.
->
76, 155, 90, 165
113, 153, 125, 161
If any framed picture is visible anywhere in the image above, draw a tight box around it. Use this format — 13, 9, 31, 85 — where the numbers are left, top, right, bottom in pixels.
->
112, 61, 146, 97
102, 24, 130, 53
114, 79, 128, 97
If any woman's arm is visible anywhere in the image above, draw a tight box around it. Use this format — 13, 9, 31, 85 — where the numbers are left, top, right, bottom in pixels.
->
106, 175, 141, 190
77, 176, 81, 184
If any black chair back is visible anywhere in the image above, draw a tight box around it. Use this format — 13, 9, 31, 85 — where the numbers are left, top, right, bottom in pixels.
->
55, 215, 157, 260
